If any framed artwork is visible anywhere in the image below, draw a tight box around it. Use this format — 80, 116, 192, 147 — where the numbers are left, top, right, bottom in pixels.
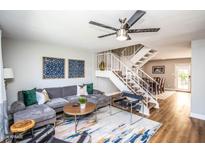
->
68, 59, 85, 78
152, 65, 165, 74
43, 57, 65, 79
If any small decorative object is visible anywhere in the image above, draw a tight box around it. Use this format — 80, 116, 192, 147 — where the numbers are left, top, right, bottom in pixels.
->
43, 57, 65, 79
68, 59, 85, 78
72, 103, 80, 107
77, 85, 88, 96
99, 61, 106, 71
152, 66, 165, 74
78, 96, 87, 109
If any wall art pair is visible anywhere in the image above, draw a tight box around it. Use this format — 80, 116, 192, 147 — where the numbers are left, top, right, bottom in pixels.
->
42, 57, 85, 79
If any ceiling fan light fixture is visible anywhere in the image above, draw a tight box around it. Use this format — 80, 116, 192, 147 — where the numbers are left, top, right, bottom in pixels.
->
116, 29, 128, 41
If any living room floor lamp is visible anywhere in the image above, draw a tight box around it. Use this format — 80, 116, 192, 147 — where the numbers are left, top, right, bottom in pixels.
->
4, 68, 14, 85
3, 68, 14, 135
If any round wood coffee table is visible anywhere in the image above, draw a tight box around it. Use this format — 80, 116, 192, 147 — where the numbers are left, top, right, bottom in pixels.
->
63, 102, 97, 133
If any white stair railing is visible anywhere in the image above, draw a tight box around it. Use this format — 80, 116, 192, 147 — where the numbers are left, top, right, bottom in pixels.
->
97, 52, 158, 103
135, 68, 159, 96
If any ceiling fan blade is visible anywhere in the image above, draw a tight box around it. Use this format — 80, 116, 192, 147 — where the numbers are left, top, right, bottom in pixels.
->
98, 32, 116, 38
125, 10, 146, 29
128, 28, 160, 33
89, 21, 118, 31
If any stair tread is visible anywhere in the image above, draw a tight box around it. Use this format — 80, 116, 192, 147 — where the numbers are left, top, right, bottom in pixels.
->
148, 102, 156, 109
144, 54, 151, 57
112, 65, 156, 110
135, 92, 145, 95
149, 50, 157, 53
143, 97, 151, 101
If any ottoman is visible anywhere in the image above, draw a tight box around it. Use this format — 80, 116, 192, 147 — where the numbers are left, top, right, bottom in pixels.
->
13, 104, 56, 128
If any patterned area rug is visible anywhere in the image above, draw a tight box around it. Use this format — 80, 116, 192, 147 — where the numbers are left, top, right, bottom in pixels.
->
55, 106, 161, 143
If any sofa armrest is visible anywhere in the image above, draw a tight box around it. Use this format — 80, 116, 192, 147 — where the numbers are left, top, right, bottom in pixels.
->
93, 89, 104, 95
10, 101, 26, 114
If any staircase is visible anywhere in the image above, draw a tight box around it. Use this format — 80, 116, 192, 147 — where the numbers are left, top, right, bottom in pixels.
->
131, 48, 158, 68
96, 52, 159, 116
119, 45, 158, 69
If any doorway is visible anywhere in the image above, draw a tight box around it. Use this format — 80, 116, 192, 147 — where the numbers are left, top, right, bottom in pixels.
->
175, 64, 191, 92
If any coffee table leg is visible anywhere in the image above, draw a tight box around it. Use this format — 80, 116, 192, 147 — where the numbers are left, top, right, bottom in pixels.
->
12, 133, 16, 143
31, 128, 34, 138
109, 104, 112, 115
95, 109, 97, 122
75, 115, 77, 133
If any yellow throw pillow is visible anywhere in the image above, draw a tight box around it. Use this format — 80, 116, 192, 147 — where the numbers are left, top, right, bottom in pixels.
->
42, 89, 50, 102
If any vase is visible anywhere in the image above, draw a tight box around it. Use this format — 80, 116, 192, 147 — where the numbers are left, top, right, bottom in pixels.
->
80, 104, 86, 109
99, 61, 105, 71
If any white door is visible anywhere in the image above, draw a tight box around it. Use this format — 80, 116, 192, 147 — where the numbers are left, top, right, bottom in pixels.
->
175, 64, 191, 92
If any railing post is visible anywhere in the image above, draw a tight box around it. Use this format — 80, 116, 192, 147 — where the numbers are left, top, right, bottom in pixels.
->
155, 82, 158, 99
110, 53, 112, 71
126, 69, 128, 84
97, 54, 98, 70
107, 53, 108, 70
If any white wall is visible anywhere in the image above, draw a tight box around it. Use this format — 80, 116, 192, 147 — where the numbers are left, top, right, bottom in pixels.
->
95, 77, 119, 94
2, 38, 120, 107
92, 52, 119, 94
0, 29, 4, 141
2, 38, 96, 106
143, 58, 191, 90
191, 39, 205, 119
0, 30, 3, 104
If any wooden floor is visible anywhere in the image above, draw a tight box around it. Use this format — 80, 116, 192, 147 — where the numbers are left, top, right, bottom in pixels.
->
149, 92, 205, 143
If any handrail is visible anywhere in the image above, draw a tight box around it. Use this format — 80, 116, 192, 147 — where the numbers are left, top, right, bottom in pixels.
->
110, 53, 150, 88
97, 52, 157, 101
138, 68, 159, 85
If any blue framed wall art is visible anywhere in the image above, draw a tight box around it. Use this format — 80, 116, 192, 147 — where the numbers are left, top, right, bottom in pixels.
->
43, 57, 65, 79
68, 59, 85, 78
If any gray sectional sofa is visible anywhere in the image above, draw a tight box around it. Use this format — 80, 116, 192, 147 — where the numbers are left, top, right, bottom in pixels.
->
10, 85, 111, 128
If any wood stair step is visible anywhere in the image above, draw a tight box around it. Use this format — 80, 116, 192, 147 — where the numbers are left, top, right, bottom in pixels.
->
143, 97, 151, 101
139, 58, 146, 61
144, 54, 151, 57
135, 92, 145, 96
128, 83, 134, 87
132, 87, 140, 91
149, 50, 157, 53
136, 62, 142, 65
148, 102, 156, 109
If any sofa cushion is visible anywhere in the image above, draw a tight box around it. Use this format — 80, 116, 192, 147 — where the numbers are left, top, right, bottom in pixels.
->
86, 94, 111, 107
45, 87, 63, 99
77, 85, 88, 96
22, 88, 38, 106
62, 85, 77, 97
10, 101, 26, 114
86, 83, 93, 94
64, 95, 79, 103
17, 91, 24, 101
46, 98, 68, 109
14, 104, 55, 123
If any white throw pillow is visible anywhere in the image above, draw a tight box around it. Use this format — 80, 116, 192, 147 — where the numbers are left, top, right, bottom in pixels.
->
42, 89, 50, 102
36, 91, 46, 105
77, 85, 88, 96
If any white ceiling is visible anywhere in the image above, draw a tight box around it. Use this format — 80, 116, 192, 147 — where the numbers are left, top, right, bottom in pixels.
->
0, 10, 205, 59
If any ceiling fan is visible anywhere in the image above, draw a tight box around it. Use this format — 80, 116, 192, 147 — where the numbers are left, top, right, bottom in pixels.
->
89, 10, 160, 41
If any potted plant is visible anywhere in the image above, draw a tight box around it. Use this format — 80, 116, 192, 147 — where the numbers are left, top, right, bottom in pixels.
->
79, 96, 87, 109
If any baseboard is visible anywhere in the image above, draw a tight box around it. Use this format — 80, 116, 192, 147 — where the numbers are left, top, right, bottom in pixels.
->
164, 88, 176, 91
190, 113, 205, 120
165, 88, 191, 93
